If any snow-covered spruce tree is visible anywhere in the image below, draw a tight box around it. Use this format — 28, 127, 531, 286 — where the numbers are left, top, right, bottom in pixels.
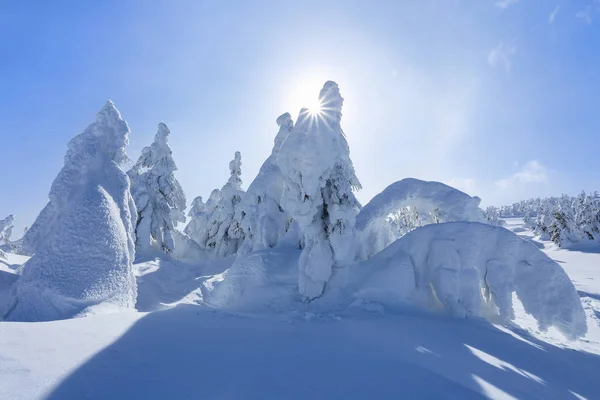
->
129, 123, 186, 255
200, 152, 245, 257
185, 189, 220, 249
0, 215, 14, 250
4, 101, 138, 321
237, 113, 294, 255
278, 81, 362, 301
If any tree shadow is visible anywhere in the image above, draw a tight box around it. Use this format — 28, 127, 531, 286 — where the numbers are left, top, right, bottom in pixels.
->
44, 305, 600, 399
0, 269, 18, 311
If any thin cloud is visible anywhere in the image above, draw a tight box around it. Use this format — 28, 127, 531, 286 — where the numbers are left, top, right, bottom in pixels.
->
576, 1, 600, 24
496, 160, 549, 189
549, 5, 560, 24
494, 0, 519, 9
488, 42, 517, 73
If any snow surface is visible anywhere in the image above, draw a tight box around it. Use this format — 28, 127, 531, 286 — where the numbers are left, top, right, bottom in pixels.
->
356, 178, 485, 260
1, 218, 600, 399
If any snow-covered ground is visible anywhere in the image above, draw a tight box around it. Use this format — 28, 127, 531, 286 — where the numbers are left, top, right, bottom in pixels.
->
1, 219, 600, 399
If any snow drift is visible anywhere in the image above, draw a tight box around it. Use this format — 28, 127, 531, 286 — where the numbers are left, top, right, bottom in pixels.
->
352, 222, 587, 340
3, 101, 137, 322
356, 178, 485, 260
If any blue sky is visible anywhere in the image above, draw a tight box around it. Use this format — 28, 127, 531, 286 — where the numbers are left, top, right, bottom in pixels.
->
1, 0, 599, 235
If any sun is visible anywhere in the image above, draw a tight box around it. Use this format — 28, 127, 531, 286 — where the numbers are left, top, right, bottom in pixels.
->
306, 99, 323, 115
287, 76, 327, 117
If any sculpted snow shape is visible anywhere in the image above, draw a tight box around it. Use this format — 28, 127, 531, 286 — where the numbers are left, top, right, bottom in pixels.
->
356, 222, 587, 340
356, 178, 485, 260
4, 101, 138, 321
278, 81, 361, 300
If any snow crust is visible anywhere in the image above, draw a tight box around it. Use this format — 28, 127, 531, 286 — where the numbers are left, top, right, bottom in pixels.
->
356, 178, 485, 260
3, 101, 137, 321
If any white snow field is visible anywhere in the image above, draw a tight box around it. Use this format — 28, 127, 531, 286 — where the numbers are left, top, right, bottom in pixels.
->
1, 219, 600, 399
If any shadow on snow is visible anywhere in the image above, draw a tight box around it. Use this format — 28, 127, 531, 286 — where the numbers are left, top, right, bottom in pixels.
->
45, 304, 600, 400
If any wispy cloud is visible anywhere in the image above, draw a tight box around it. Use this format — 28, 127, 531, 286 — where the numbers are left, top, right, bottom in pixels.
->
576, 6, 593, 24
495, 160, 549, 189
488, 42, 517, 73
576, 1, 600, 24
494, 0, 519, 9
549, 5, 560, 24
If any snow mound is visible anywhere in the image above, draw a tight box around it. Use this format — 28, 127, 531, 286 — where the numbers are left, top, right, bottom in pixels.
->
356, 178, 485, 260
204, 246, 301, 311
3, 101, 137, 322
354, 222, 587, 340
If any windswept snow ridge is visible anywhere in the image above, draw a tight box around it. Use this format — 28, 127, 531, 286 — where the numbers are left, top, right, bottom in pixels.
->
354, 222, 587, 339
3, 101, 138, 322
356, 178, 485, 260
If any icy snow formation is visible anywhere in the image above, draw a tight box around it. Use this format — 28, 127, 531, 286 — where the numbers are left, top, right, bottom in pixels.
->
278, 81, 362, 301
129, 123, 186, 255
356, 178, 485, 260
237, 113, 294, 255
3, 101, 138, 322
353, 222, 587, 340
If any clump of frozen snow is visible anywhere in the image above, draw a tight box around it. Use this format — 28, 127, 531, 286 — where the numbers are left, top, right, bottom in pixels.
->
352, 221, 587, 340
278, 81, 362, 301
128, 123, 187, 255
237, 113, 294, 255
3, 101, 138, 322
356, 178, 485, 260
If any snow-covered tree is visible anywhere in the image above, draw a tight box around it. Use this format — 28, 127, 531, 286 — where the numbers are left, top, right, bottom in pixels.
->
129, 123, 186, 255
189, 152, 245, 257
278, 81, 362, 301
0, 215, 14, 249
185, 190, 220, 249
4, 100, 138, 321
237, 112, 294, 255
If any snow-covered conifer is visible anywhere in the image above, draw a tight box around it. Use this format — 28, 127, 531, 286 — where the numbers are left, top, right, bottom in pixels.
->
237, 113, 294, 255
195, 152, 246, 257
0, 215, 14, 248
4, 101, 137, 321
129, 123, 186, 255
278, 81, 362, 301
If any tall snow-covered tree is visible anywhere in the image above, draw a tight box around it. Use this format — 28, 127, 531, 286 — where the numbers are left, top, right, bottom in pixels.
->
237, 113, 294, 255
200, 152, 246, 257
278, 81, 362, 301
185, 190, 220, 250
0, 215, 14, 248
4, 100, 138, 321
129, 123, 186, 255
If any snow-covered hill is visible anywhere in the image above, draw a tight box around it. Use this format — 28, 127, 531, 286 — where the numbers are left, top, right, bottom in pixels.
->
1, 219, 600, 399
